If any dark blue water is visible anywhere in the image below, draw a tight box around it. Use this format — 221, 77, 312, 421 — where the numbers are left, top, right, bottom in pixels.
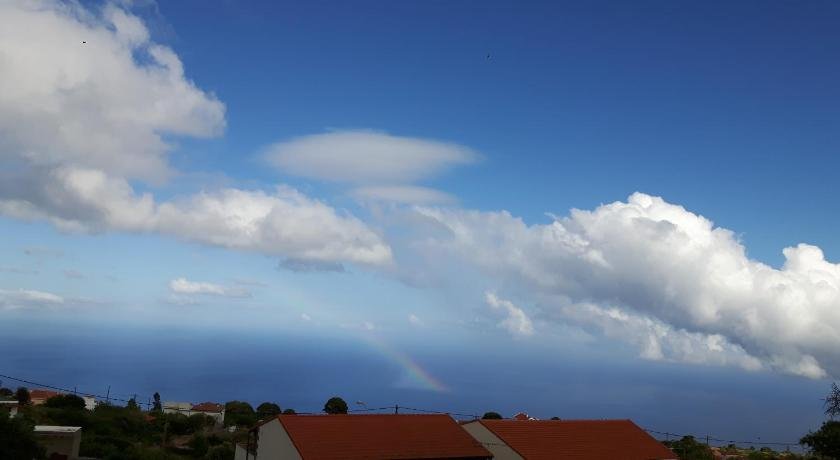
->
0, 318, 826, 450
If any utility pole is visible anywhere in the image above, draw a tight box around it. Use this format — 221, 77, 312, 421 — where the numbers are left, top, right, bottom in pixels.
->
394, 404, 399, 414
105, 385, 110, 405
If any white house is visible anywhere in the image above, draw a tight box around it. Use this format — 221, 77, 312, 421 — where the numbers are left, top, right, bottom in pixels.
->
162, 401, 225, 426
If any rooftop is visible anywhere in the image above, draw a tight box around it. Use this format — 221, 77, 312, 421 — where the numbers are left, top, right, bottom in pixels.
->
191, 402, 224, 412
473, 419, 676, 460
275, 414, 492, 460
34, 426, 82, 434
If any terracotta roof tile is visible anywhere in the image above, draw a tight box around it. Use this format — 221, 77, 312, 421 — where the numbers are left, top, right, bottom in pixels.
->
276, 414, 493, 460
29, 389, 61, 401
191, 402, 224, 412
477, 419, 677, 460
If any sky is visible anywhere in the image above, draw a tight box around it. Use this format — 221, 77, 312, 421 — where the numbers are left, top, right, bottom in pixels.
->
1, 0, 840, 446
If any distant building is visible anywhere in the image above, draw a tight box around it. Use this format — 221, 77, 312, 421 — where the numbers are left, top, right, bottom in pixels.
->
162, 401, 225, 426
29, 389, 61, 405
191, 402, 225, 426
0, 400, 19, 417
28, 389, 97, 410
461, 419, 677, 460
162, 401, 192, 415
34, 425, 82, 460
250, 414, 493, 460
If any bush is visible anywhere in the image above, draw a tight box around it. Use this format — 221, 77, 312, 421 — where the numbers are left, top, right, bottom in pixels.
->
482, 411, 503, 420
0, 413, 46, 459
205, 444, 234, 460
44, 393, 86, 410
801, 420, 840, 458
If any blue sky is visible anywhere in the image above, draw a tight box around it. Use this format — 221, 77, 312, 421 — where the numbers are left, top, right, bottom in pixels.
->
1, 0, 840, 445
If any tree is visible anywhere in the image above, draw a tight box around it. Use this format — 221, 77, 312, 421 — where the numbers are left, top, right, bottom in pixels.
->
550, 416, 561, 420
663, 436, 713, 460
482, 411, 503, 420
152, 392, 162, 412
801, 420, 840, 458
44, 393, 86, 410
0, 412, 46, 459
0, 387, 13, 399
323, 397, 348, 415
127, 397, 140, 411
282, 408, 297, 415
224, 401, 257, 427
257, 402, 282, 419
825, 382, 840, 420
15, 387, 30, 405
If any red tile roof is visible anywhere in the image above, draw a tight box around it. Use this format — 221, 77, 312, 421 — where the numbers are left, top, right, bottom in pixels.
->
475, 419, 677, 460
29, 389, 61, 402
191, 402, 223, 412
275, 414, 493, 460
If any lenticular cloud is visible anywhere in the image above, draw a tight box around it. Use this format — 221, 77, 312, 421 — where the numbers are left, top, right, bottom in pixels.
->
414, 193, 840, 378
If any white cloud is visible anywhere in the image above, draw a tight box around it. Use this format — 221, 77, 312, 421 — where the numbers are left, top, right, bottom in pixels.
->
0, 2, 392, 268
0, 288, 64, 310
169, 278, 251, 298
485, 292, 534, 337
301, 313, 312, 321
0, 0, 225, 183
351, 185, 456, 205
408, 314, 423, 326
265, 131, 478, 184
410, 193, 840, 378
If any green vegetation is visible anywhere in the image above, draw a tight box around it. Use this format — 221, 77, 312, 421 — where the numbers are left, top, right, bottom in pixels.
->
223, 401, 256, 427
801, 420, 840, 459
43, 393, 86, 410
15, 386, 30, 405
323, 396, 348, 414
481, 411, 502, 419
0, 409, 46, 460
0, 387, 14, 399
664, 436, 714, 460
256, 402, 281, 419
0, 393, 264, 460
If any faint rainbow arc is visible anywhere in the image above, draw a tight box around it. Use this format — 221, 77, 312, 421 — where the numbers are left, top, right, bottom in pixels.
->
364, 335, 449, 393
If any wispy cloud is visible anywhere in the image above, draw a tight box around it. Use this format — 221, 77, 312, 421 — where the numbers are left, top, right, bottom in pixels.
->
169, 278, 251, 298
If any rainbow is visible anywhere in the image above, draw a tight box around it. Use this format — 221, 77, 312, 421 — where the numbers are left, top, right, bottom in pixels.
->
364, 334, 449, 393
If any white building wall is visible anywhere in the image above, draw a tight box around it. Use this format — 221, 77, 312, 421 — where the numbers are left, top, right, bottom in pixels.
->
461, 421, 524, 460
256, 419, 302, 460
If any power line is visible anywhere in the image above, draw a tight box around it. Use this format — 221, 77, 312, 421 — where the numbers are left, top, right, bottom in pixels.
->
644, 428, 802, 451
0, 372, 151, 407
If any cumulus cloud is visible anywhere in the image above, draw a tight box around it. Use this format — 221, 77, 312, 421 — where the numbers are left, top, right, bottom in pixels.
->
0, 288, 64, 310
265, 131, 478, 184
485, 292, 534, 337
411, 193, 840, 378
0, 1, 391, 267
169, 278, 251, 298
0, 0, 224, 183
